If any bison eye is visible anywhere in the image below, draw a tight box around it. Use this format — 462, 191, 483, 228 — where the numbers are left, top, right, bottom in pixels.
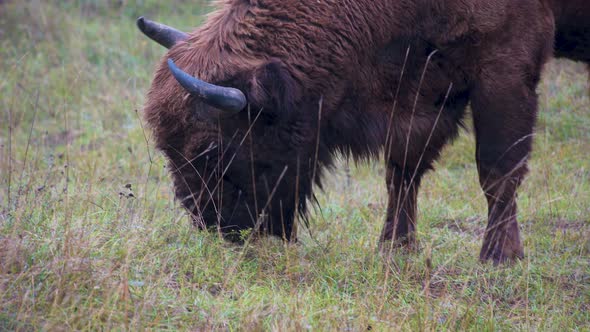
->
222, 175, 243, 193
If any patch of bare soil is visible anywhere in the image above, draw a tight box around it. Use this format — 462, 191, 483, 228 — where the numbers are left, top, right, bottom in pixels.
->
551, 219, 589, 232
432, 216, 486, 237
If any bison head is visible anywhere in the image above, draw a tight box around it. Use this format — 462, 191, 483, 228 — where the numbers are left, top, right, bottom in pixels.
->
138, 17, 326, 242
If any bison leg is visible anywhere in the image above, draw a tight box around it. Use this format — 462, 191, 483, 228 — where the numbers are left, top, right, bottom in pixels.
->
471, 76, 539, 264
379, 163, 424, 252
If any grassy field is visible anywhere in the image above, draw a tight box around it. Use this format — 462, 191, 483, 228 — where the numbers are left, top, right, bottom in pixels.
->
1, 1, 589, 330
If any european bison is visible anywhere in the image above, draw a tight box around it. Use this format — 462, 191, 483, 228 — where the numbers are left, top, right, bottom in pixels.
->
138, 0, 589, 264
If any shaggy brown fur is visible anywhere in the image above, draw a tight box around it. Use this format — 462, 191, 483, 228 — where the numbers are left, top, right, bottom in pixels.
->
143, 0, 590, 264
550, 0, 590, 94
551, 0, 590, 63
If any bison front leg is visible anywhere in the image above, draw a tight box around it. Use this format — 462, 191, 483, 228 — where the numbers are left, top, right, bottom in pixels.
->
471, 76, 539, 264
379, 163, 423, 253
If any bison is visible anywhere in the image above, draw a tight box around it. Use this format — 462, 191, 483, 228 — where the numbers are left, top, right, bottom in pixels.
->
138, 0, 589, 264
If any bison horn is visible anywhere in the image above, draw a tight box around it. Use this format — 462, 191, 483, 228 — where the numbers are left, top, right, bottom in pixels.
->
136, 16, 188, 49
167, 59, 247, 113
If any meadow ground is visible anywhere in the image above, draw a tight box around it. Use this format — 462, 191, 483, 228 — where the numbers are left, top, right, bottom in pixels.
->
1, 1, 589, 330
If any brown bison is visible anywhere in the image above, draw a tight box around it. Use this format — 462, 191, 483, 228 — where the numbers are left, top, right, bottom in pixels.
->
138, 0, 589, 264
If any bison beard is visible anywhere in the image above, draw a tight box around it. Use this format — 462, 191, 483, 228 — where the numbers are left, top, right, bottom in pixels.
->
139, 0, 590, 264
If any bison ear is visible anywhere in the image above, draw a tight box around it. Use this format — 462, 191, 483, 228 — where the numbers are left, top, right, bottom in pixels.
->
247, 59, 300, 118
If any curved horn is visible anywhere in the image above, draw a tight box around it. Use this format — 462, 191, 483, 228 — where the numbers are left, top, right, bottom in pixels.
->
167, 59, 247, 114
136, 16, 188, 49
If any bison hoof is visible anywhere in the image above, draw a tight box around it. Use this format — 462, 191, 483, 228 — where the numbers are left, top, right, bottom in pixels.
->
479, 242, 524, 265
378, 237, 418, 255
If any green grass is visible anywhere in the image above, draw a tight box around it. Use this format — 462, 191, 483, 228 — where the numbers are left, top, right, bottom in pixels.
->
1, 1, 589, 330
